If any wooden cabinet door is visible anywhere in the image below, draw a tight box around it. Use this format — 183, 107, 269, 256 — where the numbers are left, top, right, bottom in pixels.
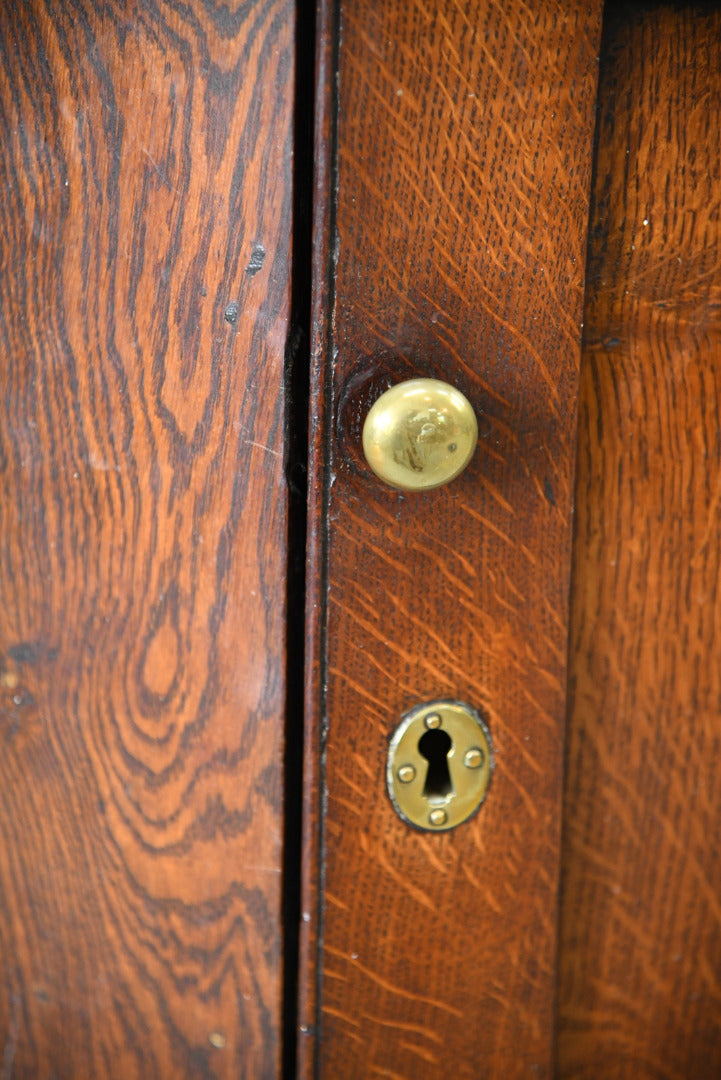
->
0, 2, 294, 1076
300, 3, 721, 1079
299, 3, 602, 1078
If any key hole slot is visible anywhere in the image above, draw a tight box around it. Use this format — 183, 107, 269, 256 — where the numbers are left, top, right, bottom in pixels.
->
418, 728, 454, 801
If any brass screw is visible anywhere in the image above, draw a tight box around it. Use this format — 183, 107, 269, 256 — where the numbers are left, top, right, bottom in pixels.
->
397, 764, 415, 784
424, 712, 442, 729
464, 747, 484, 769
429, 808, 447, 827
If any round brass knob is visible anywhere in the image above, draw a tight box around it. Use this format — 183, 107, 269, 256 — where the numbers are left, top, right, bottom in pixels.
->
362, 378, 478, 491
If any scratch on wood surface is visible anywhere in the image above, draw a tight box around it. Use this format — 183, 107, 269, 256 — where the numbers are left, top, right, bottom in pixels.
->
359, 1012, 443, 1043
398, 1040, 439, 1065
325, 945, 464, 1018
244, 440, 281, 458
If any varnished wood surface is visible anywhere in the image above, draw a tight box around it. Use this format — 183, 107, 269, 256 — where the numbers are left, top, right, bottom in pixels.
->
296, 1, 336, 1077
559, 5, 721, 1077
302, 3, 602, 1077
0, 2, 293, 1077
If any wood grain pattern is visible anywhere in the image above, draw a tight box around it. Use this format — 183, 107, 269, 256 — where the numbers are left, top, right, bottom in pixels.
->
558, 5, 721, 1077
0, 2, 293, 1076
301, 3, 602, 1077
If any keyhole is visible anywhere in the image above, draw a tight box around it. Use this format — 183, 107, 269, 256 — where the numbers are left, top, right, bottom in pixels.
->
418, 728, 454, 801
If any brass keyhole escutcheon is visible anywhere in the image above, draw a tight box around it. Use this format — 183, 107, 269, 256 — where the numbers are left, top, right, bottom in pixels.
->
387, 701, 493, 831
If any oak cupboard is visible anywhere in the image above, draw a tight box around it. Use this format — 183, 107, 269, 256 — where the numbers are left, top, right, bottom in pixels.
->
0, 2, 719, 1078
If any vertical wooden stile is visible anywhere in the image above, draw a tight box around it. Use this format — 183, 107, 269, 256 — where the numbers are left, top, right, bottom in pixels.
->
560, 6, 721, 1077
302, 3, 602, 1077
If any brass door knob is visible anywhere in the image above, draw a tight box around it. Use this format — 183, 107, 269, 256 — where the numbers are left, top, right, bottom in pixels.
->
362, 378, 478, 491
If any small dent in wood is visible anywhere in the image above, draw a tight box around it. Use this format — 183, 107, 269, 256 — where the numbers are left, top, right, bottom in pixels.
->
245, 243, 266, 276
224, 301, 239, 325
0, 652, 44, 744
7, 641, 54, 666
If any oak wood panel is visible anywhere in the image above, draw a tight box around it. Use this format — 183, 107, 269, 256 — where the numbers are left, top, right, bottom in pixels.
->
0, 2, 293, 1076
302, 3, 602, 1077
559, 5, 721, 1077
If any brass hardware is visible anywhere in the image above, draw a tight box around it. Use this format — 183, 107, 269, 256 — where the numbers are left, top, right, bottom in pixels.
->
362, 379, 478, 491
387, 700, 493, 831
464, 747, 484, 769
